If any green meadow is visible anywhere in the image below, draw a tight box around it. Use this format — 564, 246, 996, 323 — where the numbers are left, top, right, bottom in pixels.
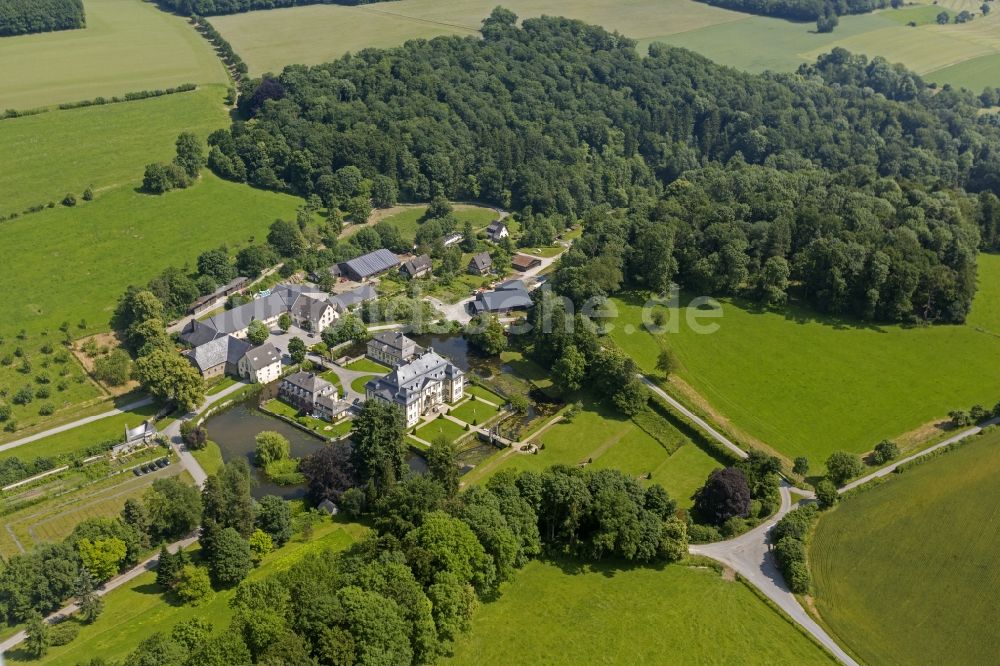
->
371, 204, 499, 246
609, 253, 1000, 467
0, 85, 230, 217
0, 0, 227, 110
212, 0, 1000, 92
446, 559, 834, 665
810, 428, 1000, 665
0, 402, 160, 459
0, 173, 303, 341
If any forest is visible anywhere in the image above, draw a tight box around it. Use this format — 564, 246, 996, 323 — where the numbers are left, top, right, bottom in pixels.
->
0, 0, 84, 37
696, 0, 888, 21
206, 11, 1000, 323
154, 0, 391, 16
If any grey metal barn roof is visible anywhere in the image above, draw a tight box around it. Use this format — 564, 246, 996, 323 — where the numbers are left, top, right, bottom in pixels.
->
344, 249, 399, 278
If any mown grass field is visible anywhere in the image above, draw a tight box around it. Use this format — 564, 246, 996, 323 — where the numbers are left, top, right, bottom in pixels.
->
809, 428, 1000, 665
0, 173, 303, 341
0, 0, 227, 110
449, 398, 502, 426
414, 417, 468, 445
365, 203, 499, 246
0, 403, 160, 461
446, 559, 834, 665
212, 0, 999, 92
467, 394, 724, 508
609, 253, 1000, 469
0, 85, 230, 217
25, 520, 365, 665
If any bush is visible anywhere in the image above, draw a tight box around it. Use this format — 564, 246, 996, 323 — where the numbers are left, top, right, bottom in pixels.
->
62, 193, 77, 207
49, 622, 79, 647
686, 523, 722, 543
815, 479, 838, 509
792, 456, 809, 476
871, 439, 899, 465
175, 565, 212, 605
82, 187, 94, 201
824, 450, 863, 485
38, 403, 55, 416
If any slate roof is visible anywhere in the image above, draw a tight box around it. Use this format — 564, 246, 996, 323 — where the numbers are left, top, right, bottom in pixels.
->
332, 284, 377, 310
471, 280, 533, 314
401, 254, 432, 276
369, 331, 422, 358
187, 336, 251, 372
343, 249, 400, 279
282, 371, 334, 395
469, 252, 492, 272
292, 294, 332, 323
243, 342, 280, 371
366, 350, 463, 406
486, 221, 507, 240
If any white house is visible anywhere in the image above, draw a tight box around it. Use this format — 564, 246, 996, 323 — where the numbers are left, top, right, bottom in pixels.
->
238, 342, 282, 384
486, 220, 509, 243
365, 349, 464, 427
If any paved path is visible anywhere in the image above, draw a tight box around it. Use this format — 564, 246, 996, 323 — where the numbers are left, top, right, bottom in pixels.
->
840, 417, 1000, 493
0, 396, 155, 455
0, 534, 198, 655
165, 381, 250, 488
638, 375, 747, 460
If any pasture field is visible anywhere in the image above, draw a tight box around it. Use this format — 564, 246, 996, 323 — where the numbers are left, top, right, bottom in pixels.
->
210, 0, 746, 75
22, 520, 366, 665
0, 403, 160, 461
809, 428, 1000, 665
0, 0, 227, 110
446, 559, 834, 665
466, 394, 724, 508
608, 253, 1000, 469
211, 0, 999, 92
0, 85, 230, 217
0, 173, 303, 341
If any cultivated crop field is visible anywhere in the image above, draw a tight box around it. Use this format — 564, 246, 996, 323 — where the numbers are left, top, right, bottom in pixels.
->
0, 173, 303, 341
608, 254, 1000, 469
0, 0, 227, 110
446, 560, 834, 664
0, 85, 230, 217
809, 428, 1000, 665
210, 0, 999, 92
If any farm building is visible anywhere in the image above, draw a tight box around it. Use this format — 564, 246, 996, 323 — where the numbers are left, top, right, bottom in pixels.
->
188, 277, 249, 315
471, 280, 533, 315
185, 335, 251, 380
512, 254, 542, 272
340, 249, 400, 281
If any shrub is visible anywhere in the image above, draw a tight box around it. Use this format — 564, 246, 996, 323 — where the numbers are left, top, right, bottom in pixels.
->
686, 523, 722, 543
12, 387, 33, 405
175, 565, 212, 605
792, 456, 809, 476
824, 451, 863, 485
82, 187, 94, 201
49, 622, 79, 647
969, 404, 990, 423
35, 387, 50, 400
62, 193, 77, 207
38, 403, 54, 416
815, 479, 838, 509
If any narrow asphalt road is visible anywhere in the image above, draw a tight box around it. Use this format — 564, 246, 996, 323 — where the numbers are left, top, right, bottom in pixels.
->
0, 396, 155, 455
165, 381, 250, 488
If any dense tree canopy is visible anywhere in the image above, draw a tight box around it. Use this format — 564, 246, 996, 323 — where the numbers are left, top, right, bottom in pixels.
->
0, 0, 84, 37
697, 0, 887, 21
154, 0, 388, 17
210, 14, 1000, 323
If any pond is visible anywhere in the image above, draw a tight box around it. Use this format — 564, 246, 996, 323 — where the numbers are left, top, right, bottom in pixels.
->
203, 397, 428, 499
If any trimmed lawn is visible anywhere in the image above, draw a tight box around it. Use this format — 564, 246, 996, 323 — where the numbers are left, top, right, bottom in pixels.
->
344, 358, 390, 374
205, 375, 238, 396
0, 0, 227, 110
608, 254, 1000, 468
0, 403, 161, 462
350, 374, 378, 394
0, 85, 229, 217
446, 560, 833, 665
261, 399, 335, 437
449, 399, 502, 427
810, 428, 1000, 665
414, 418, 468, 445
191, 440, 224, 477
0, 173, 302, 341
28, 520, 366, 665
466, 384, 505, 405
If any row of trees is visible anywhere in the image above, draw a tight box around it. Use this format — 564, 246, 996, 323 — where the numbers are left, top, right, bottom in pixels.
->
698, 0, 887, 21
210, 13, 1000, 324
154, 0, 389, 17
0, 0, 84, 37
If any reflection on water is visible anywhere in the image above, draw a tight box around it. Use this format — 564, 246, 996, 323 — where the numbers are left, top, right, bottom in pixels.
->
203, 401, 324, 500
204, 399, 428, 498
